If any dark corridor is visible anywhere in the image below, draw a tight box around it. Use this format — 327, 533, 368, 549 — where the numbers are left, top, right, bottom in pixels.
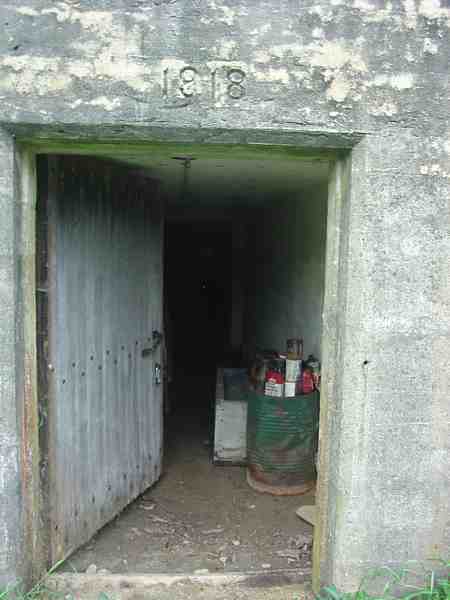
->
164, 221, 233, 434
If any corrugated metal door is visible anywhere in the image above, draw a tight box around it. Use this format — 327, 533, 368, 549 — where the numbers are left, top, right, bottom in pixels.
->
44, 155, 164, 563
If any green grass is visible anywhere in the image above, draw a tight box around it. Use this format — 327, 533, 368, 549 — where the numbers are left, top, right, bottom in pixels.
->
316, 560, 450, 600
0, 561, 76, 600
0, 584, 112, 600
0, 555, 116, 600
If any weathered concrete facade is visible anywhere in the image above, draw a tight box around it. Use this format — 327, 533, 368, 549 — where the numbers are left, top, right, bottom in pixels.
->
0, 0, 449, 592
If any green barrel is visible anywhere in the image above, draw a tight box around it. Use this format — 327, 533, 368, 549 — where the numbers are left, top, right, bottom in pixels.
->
246, 391, 319, 496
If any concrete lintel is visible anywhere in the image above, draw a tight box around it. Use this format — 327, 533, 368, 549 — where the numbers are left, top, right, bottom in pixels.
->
6, 123, 365, 152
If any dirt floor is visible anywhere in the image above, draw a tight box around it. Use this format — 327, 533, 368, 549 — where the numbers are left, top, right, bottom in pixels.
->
61, 374, 315, 576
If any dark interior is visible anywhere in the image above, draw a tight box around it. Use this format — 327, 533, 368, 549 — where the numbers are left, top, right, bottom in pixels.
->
164, 221, 234, 448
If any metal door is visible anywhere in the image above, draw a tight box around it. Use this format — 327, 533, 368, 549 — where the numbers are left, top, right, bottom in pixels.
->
41, 155, 164, 563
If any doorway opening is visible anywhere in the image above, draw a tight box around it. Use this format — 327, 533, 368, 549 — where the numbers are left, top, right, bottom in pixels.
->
36, 143, 333, 580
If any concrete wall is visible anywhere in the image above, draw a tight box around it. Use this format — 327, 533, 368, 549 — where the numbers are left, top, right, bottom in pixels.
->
244, 186, 328, 359
319, 141, 449, 590
0, 130, 23, 586
0, 0, 449, 592
0, 135, 42, 587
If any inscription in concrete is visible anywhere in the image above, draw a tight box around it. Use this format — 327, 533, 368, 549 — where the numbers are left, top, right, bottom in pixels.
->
162, 65, 246, 100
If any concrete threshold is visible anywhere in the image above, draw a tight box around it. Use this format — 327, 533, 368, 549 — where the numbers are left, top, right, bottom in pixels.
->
47, 568, 312, 600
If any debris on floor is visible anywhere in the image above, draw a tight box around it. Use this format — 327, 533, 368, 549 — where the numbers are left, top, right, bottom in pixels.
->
62, 418, 314, 575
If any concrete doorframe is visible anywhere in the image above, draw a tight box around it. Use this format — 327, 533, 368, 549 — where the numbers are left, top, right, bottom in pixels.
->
314, 155, 352, 589
10, 128, 359, 591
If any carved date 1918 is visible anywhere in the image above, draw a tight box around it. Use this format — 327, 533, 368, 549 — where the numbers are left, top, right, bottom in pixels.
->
162, 65, 247, 100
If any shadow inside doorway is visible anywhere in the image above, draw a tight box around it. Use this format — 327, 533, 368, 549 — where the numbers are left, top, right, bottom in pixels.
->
62, 368, 314, 575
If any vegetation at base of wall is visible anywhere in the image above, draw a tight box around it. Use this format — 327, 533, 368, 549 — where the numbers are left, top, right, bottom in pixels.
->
0, 561, 72, 600
1, 559, 448, 600
0, 590, 111, 600
0, 586, 112, 600
315, 560, 450, 600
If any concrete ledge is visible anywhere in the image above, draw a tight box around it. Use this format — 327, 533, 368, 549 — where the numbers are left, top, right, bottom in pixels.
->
47, 568, 311, 599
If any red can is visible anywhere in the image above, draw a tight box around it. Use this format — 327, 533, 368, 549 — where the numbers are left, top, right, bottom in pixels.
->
264, 358, 285, 397
299, 367, 314, 394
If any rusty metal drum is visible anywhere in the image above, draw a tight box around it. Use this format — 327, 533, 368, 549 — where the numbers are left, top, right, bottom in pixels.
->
246, 390, 319, 496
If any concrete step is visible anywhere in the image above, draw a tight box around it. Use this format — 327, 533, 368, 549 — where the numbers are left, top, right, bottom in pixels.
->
46, 569, 312, 600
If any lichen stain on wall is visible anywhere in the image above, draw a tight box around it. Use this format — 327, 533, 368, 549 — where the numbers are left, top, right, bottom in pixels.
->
308, 0, 450, 29
211, 40, 239, 61
251, 67, 290, 85
420, 163, 450, 179
261, 39, 368, 103
89, 96, 122, 112
5, 2, 151, 94
368, 102, 399, 117
325, 74, 352, 103
39, 3, 115, 33
418, 0, 450, 24
0, 56, 72, 95
13, 6, 39, 17
366, 73, 415, 90
207, 0, 250, 26
258, 31, 427, 104
309, 40, 367, 102
0, 0, 446, 109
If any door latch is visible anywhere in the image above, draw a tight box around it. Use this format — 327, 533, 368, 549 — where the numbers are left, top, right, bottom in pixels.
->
154, 363, 162, 385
